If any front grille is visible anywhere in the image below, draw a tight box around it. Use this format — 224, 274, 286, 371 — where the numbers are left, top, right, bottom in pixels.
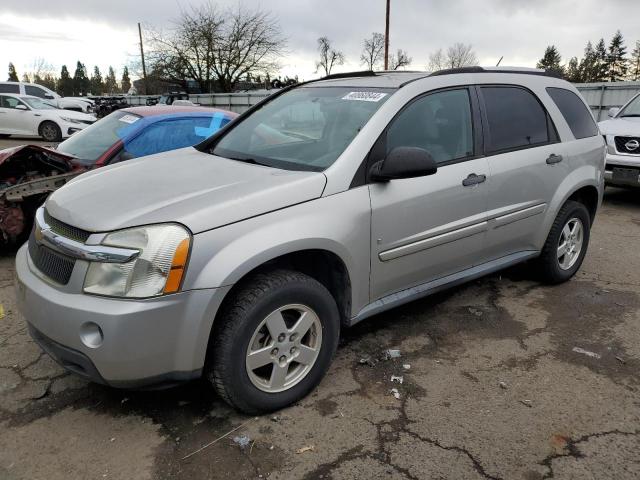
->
614, 136, 640, 155
28, 232, 76, 285
44, 210, 91, 243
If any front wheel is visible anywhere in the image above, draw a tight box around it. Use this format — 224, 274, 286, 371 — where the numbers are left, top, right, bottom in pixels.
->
39, 121, 62, 142
535, 200, 591, 284
207, 269, 340, 414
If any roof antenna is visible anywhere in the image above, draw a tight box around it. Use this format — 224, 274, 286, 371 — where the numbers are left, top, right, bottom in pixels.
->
496, 56, 504, 67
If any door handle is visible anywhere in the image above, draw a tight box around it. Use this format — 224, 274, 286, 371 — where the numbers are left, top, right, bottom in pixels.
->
462, 173, 486, 187
546, 154, 563, 165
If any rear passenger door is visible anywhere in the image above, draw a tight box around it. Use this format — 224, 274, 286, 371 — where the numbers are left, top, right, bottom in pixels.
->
369, 87, 491, 300
478, 85, 567, 261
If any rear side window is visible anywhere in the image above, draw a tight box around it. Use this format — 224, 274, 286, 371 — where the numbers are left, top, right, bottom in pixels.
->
0, 84, 20, 94
480, 86, 550, 153
546, 87, 598, 139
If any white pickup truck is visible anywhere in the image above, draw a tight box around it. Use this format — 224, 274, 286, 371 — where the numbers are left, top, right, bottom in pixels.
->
0, 81, 94, 113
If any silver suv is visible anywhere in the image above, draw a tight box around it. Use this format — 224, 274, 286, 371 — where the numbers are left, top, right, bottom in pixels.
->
15, 67, 605, 413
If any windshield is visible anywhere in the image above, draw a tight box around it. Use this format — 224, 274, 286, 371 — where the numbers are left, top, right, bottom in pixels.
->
21, 97, 57, 110
57, 110, 142, 164
619, 94, 640, 117
212, 86, 393, 171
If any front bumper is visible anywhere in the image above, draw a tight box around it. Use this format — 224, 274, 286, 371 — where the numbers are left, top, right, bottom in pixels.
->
604, 152, 640, 187
15, 244, 231, 388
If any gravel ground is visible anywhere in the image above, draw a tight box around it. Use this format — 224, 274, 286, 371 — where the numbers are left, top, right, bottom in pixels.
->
0, 135, 638, 479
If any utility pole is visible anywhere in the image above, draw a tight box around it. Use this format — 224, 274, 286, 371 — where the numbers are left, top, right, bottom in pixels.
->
138, 22, 148, 94
384, 0, 390, 70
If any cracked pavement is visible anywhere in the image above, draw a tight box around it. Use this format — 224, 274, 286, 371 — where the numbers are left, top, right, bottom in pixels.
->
0, 187, 639, 480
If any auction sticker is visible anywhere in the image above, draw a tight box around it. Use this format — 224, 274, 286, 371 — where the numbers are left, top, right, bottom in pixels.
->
342, 91, 388, 102
119, 114, 140, 124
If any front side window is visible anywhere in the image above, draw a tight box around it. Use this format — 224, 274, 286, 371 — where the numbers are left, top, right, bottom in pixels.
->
212, 86, 393, 171
123, 116, 231, 158
386, 88, 474, 164
24, 85, 47, 98
481, 86, 550, 153
546, 87, 598, 139
618, 93, 640, 118
0, 96, 26, 109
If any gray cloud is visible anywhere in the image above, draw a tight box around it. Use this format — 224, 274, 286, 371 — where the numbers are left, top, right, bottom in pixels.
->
1, 0, 639, 76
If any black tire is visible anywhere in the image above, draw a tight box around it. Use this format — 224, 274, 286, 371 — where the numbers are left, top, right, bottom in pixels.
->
536, 200, 591, 284
39, 121, 62, 142
207, 269, 340, 414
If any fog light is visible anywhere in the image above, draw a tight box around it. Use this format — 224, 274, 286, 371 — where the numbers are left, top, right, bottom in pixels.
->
80, 322, 103, 348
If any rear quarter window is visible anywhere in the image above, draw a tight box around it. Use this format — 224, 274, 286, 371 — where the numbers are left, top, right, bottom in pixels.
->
546, 87, 598, 139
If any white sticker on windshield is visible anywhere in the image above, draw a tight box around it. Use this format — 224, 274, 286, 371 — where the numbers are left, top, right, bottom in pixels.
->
342, 91, 388, 102
119, 114, 140, 124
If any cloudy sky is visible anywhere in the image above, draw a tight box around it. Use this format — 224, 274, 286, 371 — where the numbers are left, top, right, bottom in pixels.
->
1, 0, 639, 82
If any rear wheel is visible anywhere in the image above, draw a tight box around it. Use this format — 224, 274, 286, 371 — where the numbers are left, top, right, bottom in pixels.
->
536, 200, 591, 284
207, 269, 340, 414
39, 121, 61, 142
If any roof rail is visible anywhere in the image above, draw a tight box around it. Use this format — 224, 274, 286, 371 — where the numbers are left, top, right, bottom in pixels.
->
318, 70, 378, 81
430, 66, 563, 79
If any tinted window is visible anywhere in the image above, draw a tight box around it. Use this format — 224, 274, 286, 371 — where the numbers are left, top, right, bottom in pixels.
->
387, 89, 474, 164
0, 96, 26, 109
481, 86, 549, 153
0, 84, 20, 94
213, 87, 391, 171
546, 87, 598, 139
124, 116, 229, 158
25, 85, 47, 98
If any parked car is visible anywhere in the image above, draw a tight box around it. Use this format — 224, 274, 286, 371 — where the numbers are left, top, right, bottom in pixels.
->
16, 68, 604, 414
0, 105, 236, 243
0, 94, 96, 141
598, 92, 640, 188
0, 81, 94, 113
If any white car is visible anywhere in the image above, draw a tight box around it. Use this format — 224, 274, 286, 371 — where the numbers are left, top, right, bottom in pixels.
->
598, 92, 640, 188
0, 94, 96, 141
0, 81, 94, 113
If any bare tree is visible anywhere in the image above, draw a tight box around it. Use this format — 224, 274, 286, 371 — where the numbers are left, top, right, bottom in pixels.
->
360, 32, 385, 71
147, 3, 285, 92
389, 49, 412, 70
428, 43, 478, 71
316, 37, 345, 76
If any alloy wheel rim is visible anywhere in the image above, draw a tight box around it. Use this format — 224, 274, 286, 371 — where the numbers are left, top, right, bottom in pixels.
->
42, 125, 57, 140
557, 217, 584, 270
245, 304, 322, 393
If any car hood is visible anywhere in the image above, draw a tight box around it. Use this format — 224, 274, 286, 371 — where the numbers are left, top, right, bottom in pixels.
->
45, 147, 327, 234
48, 109, 95, 121
598, 117, 640, 135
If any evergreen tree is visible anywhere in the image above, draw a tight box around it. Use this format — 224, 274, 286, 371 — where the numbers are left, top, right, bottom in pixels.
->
40, 74, 57, 91
536, 45, 564, 77
7, 62, 19, 81
120, 66, 131, 93
594, 38, 609, 81
21, 73, 30, 83
72, 61, 90, 95
607, 30, 628, 81
90, 66, 103, 95
565, 57, 582, 83
578, 41, 598, 82
104, 67, 118, 94
630, 40, 640, 81
57, 65, 74, 96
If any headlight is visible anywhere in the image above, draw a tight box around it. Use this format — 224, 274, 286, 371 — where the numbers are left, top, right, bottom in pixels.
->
60, 116, 81, 124
83, 224, 191, 298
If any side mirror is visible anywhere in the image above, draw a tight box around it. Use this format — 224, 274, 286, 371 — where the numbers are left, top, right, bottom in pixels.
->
608, 107, 620, 118
15, 104, 28, 111
370, 146, 438, 182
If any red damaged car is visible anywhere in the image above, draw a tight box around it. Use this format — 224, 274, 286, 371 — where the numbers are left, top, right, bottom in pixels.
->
0, 105, 237, 244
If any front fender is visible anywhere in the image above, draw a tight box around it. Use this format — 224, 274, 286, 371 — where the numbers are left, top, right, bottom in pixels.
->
183, 188, 372, 317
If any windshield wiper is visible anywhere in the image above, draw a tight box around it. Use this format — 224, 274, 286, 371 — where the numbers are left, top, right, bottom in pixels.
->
227, 156, 268, 166
620, 114, 640, 117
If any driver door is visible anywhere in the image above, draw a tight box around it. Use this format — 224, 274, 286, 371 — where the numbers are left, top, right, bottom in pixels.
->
0, 96, 33, 135
369, 87, 491, 300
